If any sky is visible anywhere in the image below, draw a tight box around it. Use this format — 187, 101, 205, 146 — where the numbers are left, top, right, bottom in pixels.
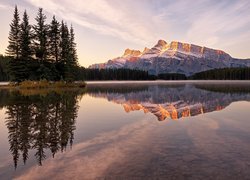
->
0, 0, 250, 67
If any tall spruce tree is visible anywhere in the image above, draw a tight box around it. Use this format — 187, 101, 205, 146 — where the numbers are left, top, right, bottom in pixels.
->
7, 6, 29, 82
33, 8, 49, 62
59, 22, 73, 81
48, 16, 60, 62
20, 10, 32, 60
59, 21, 70, 64
6, 5, 21, 59
69, 25, 78, 66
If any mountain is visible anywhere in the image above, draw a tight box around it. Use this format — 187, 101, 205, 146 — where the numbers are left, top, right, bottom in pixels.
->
89, 40, 250, 76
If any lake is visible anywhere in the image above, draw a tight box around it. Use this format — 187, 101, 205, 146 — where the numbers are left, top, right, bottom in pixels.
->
1, 81, 250, 179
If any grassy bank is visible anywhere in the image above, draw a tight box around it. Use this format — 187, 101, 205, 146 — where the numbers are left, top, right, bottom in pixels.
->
0, 80, 86, 89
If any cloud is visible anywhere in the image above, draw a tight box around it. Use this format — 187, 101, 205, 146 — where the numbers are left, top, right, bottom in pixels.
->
24, 0, 158, 45
149, 0, 250, 47
15, 118, 156, 180
186, 0, 250, 47
0, 3, 12, 10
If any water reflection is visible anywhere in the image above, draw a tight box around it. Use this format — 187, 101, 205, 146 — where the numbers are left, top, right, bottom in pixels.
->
0, 89, 83, 168
1, 82, 250, 179
87, 82, 250, 121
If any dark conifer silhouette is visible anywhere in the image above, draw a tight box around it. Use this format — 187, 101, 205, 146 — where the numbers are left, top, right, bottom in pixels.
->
20, 10, 33, 60
6, 6, 28, 82
33, 8, 49, 62
48, 16, 60, 62
69, 25, 78, 66
6, 5, 21, 59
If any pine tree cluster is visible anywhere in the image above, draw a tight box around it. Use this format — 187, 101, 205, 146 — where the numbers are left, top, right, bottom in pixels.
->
6, 6, 78, 82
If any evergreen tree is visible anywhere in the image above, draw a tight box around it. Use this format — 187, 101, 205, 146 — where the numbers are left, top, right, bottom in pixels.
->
6, 5, 21, 59
8, 9, 29, 83
20, 10, 33, 60
33, 8, 49, 62
5, 6, 81, 82
48, 16, 60, 62
69, 25, 78, 66
8, 59, 28, 82
59, 22, 74, 81
0, 55, 11, 81
59, 21, 70, 64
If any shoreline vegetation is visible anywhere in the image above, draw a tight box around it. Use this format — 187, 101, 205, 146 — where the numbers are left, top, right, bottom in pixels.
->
0, 80, 86, 89
0, 80, 86, 98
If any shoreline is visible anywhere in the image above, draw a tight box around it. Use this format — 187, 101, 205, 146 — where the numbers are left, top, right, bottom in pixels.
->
1, 80, 250, 87
0, 81, 86, 89
85, 80, 250, 85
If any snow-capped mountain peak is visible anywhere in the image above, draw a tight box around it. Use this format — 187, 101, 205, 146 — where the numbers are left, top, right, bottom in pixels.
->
122, 48, 142, 58
89, 39, 250, 75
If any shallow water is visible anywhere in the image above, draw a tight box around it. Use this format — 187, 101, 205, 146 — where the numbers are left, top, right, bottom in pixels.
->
1, 81, 250, 179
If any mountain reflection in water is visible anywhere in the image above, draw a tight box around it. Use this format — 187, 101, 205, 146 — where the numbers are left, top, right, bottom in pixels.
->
87, 82, 250, 121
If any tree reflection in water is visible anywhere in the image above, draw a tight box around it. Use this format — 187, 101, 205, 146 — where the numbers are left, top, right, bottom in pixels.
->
1, 90, 83, 168
1, 82, 250, 169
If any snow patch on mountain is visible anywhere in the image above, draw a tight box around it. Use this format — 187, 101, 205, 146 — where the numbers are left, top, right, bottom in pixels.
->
89, 39, 250, 75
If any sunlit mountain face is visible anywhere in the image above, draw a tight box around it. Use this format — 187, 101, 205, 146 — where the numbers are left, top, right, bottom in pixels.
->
89, 40, 250, 76
87, 82, 250, 121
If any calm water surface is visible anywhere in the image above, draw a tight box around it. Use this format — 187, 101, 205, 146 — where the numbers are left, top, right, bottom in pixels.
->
1, 81, 250, 179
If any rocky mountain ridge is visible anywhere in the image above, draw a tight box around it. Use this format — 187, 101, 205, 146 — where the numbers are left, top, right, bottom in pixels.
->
89, 40, 250, 76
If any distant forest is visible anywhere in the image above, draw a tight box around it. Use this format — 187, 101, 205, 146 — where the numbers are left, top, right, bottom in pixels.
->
190, 67, 250, 80
2, 53, 250, 81
67, 67, 250, 80
1, 6, 250, 82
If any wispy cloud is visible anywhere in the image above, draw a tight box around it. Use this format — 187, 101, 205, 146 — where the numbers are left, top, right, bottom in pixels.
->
24, 0, 159, 45
150, 0, 250, 48
185, 0, 250, 47
16, 118, 156, 179
0, 3, 12, 10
